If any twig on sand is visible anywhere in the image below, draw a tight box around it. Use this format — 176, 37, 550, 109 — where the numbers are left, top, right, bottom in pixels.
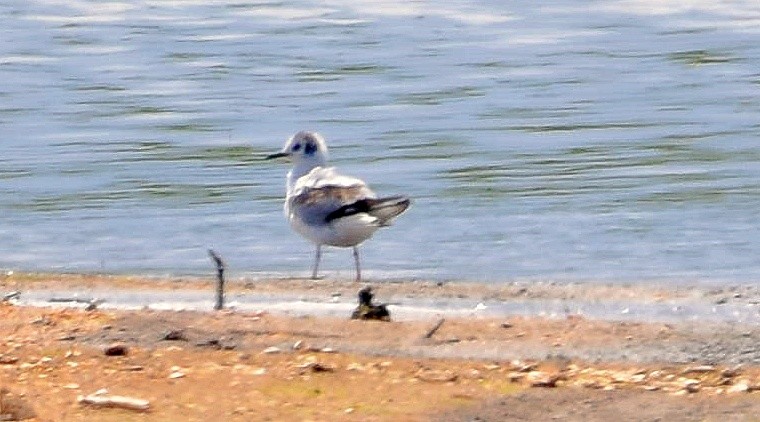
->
47, 297, 103, 311
77, 394, 150, 412
423, 318, 446, 339
49, 297, 95, 304
2, 291, 20, 302
208, 249, 225, 311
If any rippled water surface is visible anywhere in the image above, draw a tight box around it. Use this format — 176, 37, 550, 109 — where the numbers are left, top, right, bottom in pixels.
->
2, 1, 759, 282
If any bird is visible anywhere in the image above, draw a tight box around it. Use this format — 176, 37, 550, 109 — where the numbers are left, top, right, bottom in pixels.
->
266, 131, 410, 282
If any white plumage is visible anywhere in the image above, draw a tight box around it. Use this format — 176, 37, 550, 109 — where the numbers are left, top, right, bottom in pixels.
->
267, 131, 410, 281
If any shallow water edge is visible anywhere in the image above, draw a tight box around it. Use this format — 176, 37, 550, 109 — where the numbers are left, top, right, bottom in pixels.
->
3, 272, 759, 325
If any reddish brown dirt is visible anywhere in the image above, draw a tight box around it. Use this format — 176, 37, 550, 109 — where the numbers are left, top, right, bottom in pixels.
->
1, 274, 759, 421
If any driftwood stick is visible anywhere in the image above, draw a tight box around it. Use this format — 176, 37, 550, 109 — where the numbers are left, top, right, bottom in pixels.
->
77, 394, 150, 411
208, 249, 225, 311
2, 291, 20, 302
49, 297, 94, 303
48, 297, 104, 310
423, 318, 446, 339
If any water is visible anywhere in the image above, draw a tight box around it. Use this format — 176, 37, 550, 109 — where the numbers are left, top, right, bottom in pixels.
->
1, 1, 759, 283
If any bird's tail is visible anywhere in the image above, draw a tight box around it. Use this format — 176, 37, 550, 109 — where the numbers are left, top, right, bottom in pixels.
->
366, 196, 411, 226
323, 195, 411, 224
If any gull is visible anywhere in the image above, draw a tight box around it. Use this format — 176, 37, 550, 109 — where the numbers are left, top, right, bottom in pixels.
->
266, 131, 410, 282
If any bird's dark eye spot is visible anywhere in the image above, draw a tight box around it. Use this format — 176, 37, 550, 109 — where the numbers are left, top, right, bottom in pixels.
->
304, 142, 317, 155
292, 143, 301, 151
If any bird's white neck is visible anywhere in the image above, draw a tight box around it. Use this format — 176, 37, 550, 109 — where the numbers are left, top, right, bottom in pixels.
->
286, 157, 326, 195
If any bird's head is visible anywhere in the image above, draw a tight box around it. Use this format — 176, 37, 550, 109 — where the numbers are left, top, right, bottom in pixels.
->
266, 131, 328, 167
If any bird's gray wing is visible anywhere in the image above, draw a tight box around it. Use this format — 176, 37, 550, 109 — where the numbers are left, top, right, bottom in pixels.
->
288, 167, 375, 225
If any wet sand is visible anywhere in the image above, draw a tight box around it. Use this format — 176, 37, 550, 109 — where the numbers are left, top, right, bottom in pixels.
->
1, 273, 759, 421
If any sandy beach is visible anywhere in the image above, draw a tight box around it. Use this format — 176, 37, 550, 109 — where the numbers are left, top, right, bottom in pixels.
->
1, 273, 759, 421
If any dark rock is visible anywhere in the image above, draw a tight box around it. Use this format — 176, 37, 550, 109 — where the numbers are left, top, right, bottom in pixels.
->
161, 329, 188, 341
351, 304, 391, 321
103, 343, 128, 357
350, 287, 391, 321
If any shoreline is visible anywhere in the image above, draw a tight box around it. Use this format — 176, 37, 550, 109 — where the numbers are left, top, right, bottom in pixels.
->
4, 272, 760, 365
3, 271, 760, 324
4, 270, 760, 302
2, 272, 759, 420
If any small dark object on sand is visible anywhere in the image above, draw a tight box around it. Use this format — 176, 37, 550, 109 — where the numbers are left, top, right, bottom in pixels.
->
161, 329, 187, 341
103, 343, 128, 357
350, 287, 390, 321
208, 249, 225, 311
84, 299, 104, 311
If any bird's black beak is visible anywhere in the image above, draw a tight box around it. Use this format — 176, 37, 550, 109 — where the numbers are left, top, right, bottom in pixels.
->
265, 151, 290, 160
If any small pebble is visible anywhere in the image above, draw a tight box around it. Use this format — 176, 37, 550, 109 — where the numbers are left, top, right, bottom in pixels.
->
727, 382, 750, 393
161, 329, 187, 341
169, 371, 185, 379
262, 346, 281, 354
